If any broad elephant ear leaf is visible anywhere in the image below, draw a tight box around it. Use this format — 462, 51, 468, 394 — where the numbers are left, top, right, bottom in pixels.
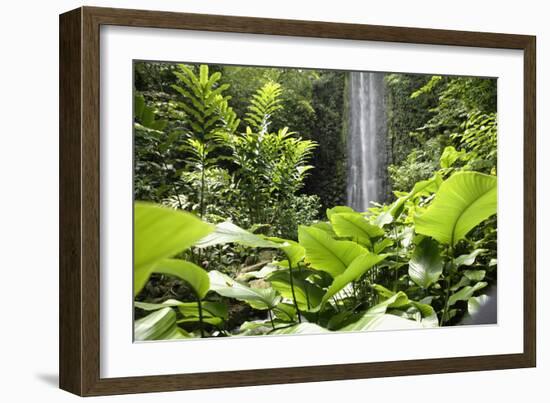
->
134, 308, 190, 341
298, 226, 368, 278
330, 212, 384, 247
408, 237, 443, 289
320, 253, 387, 308
455, 249, 487, 268
448, 282, 488, 307
265, 237, 305, 267
208, 270, 281, 310
378, 174, 442, 225
134, 203, 214, 296
414, 172, 497, 246
152, 259, 210, 299
267, 270, 325, 311
341, 292, 422, 332
271, 322, 330, 335
194, 221, 282, 249
135, 300, 228, 320
326, 205, 355, 220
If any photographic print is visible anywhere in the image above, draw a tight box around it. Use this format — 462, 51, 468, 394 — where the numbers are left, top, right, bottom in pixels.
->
133, 61, 498, 341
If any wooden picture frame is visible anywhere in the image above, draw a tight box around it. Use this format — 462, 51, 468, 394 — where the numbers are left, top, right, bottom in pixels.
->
59, 6, 536, 396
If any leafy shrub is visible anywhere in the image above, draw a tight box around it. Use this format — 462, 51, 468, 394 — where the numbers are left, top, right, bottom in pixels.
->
134, 170, 497, 339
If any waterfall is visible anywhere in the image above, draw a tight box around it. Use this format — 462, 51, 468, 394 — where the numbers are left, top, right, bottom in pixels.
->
347, 72, 387, 212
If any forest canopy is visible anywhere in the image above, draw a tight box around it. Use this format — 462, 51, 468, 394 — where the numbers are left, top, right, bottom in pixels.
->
133, 61, 497, 340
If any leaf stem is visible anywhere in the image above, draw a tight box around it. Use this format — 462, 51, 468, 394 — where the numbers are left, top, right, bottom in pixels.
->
299, 263, 311, 310
268, 309, 276, 330
287, 259, 302, 323
197, 296, 205, 338
440, 245, 455, 326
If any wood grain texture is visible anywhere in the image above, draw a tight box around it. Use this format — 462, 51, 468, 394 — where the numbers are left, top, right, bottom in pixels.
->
59, 8, 83, 395
59, 6, 537, 396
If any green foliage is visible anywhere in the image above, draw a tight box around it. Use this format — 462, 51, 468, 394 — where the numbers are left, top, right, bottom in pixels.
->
299, 226, 368, 278
387, 74, 497, 192
133, 202, 213, 296
415, 172, 497, 246
134, 166, 496, 338
245, 81, 283, 132
209, 270, 281, 310
321, 253, 387, 308
153, 259, 210, 299
135, 308, 190, 341
408, 237, 443, 289
133, 63, 497, 339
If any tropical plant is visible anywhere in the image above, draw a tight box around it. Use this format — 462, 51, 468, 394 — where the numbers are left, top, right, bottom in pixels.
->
215, 80, 319, 234
171, 64, 240, 218
133, 64, 498, 340
134, 169, 497, 339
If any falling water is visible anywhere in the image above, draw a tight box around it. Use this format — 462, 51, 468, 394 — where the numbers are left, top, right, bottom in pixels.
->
347, 72, 387, 212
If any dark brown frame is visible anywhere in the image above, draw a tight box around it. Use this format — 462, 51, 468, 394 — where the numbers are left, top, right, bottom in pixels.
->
59, 6, 536, 396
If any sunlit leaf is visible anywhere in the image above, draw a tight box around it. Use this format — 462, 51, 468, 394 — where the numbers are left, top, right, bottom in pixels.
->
326, 206, 355, 220
267, 270, 324, 310
464, 269, 486, 281
195, 221, 282, 249
321, 253, 387, 307
153, 259, 210, 299
209, 270, 281, 310
299, 226, 368, 278
448, 282, 488, 307
415, 172, 497, 246
134, 308, 190, 341
330, 212, 384, 247
134, 203, 213, 296
270, 323, 330, 335
455, 249, 487, 267
265, 237, 305, 267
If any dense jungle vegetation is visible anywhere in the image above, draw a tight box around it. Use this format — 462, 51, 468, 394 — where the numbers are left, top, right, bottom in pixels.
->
133, 62, 497, 340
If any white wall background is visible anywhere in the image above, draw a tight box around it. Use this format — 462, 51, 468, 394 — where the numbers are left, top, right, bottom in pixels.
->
0, 0, 546, 401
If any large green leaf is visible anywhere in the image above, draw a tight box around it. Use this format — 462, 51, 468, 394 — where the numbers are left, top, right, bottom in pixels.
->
134, 308, 189, 341
464, 269, 486, 281
134, 203, 214, 296
415, 172, 497, 246
373, 286, 439, 327
271, 323, 330, 335
309, 221, 337, 237
321, 253, 387, 307
265, 237, 305, 267
378, 174, 442, 225
330, 212, 384, 247
455, 249, 487, 268
236, 263, 283, 282
298, 226, 368, 278
209, 270, 281, 310
135, 299, 227, 319
342, 313, 424, 331
326, 205, 355, 220
153, 259, 210, 299
267, 270, 324, 310
448, 281, 488, 307
341, 293, 421, 332
195, 221, 281, 249
408, 237, 443, 288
